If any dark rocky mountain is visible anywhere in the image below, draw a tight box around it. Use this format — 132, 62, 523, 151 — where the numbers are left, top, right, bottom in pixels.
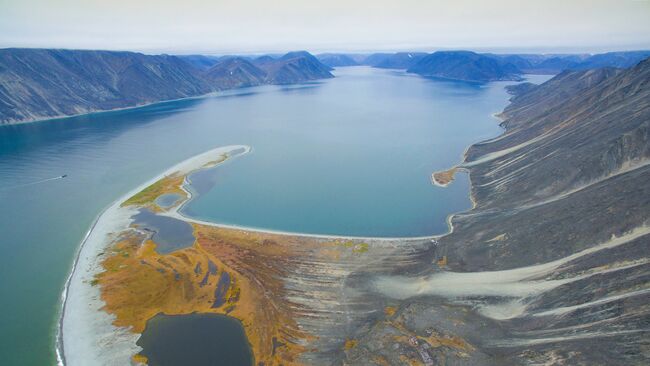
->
485, 54, 587, 74
529, 55, 583, 73
407, 50, 523, 82
0, 48, 212, 124
177, 54, 221, 70
573, 50, 650, 70
360, 53, 393, 66
203, 57, 267, 88
0, 49, 333, 124
257, 51, 334, 85
204, 52, 335, 88
316, 53, 359, 67
253, 55, 276, 64
373, 52, 427, 69
487, 51, 650, 74
504, 81, 537, 100
389, 57, 649, 365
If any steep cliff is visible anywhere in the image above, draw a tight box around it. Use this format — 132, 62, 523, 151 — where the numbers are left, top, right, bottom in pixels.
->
0, 49, 334, 124
0, 49, 211, 124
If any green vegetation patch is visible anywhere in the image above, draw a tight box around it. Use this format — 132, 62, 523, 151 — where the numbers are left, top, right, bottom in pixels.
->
121, 174, 186, 208
352, 243, 369, 254
339, 240, 369, 254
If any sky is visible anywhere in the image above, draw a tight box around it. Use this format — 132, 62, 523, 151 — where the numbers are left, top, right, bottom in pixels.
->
0, 0, 649, 55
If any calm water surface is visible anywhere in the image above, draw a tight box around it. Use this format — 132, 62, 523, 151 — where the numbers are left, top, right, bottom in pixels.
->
136, 313, 252, 366
0, 67, 550, 364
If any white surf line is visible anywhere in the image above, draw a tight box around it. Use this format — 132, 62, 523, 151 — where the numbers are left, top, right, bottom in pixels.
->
167, 199, 436, 242
59, 145, 248, 366
162, 162, 438, 243
373, 225, 650, 311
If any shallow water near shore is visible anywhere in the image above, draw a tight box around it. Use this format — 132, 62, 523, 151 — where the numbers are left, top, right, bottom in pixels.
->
132, 209, 195, 254
0, 66, 550, 364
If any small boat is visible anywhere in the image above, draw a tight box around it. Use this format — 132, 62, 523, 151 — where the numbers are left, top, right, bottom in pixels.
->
61, 174, 67, 178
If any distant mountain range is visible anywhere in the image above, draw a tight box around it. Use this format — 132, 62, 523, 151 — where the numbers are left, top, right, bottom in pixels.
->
315, 53, 359, 67
368, 52, 427, 69
2, 47, 649, 124
0, 49, 333, 124
407, 51, 523, 82
317, 50, 650, 82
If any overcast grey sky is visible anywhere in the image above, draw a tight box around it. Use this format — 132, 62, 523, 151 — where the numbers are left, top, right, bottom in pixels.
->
1, 0, 649, 54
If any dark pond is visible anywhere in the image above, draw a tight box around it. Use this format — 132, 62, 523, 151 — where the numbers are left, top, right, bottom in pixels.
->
136, 313, 253, 366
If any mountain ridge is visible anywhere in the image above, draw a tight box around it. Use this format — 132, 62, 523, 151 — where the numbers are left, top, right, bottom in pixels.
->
0, 48, 333, 124
407, 50, 523, 82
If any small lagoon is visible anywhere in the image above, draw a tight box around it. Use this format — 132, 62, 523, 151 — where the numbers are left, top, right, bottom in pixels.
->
136, 313, 252, 366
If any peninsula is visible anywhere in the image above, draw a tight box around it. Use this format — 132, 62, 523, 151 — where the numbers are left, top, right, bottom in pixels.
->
61, 56, 650, 366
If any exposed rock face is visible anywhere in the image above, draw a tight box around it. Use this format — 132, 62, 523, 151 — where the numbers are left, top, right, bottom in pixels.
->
407, 51, 523, 82
177, 54, 221, 70
0, 49, 333, 124
488, 51, 650, 74
204, 57, 267, 88
504, 82, 537, 100
0, 48, 212, 124
573, 50, 650, 70
353, 57, 650, 365
258, 51, 334, 85
315, 50, 650, 75
361, 53, 393, 67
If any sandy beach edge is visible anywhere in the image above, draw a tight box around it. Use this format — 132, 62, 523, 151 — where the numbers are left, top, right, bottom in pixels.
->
57, 145, 249, 366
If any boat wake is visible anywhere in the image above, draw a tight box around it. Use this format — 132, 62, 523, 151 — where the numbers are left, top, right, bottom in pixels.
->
2, 175, 67, 190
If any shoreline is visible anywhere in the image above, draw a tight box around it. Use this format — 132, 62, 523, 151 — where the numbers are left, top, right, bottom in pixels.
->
58, 79, 523, 364
0, 81, 323, 126
166, 182, 440, 241
58, 142, 447, 364
58, 145, 248, 365
2, 92, 219, 126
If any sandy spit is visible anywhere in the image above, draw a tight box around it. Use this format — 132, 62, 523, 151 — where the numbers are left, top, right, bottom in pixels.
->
58, 145, 248, 366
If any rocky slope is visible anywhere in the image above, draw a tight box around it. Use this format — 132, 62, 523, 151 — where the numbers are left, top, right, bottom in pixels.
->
348, 57, 650, 365
257, 51, 334, 85
487, 51, 650, 74
203, 57, 267, 88
0, 48, 212, 124
177, 54, 221, 70
572, 50, 650, 70
0, 49, 333, 124
407, 51, 523, 82
329, 50, 650, 75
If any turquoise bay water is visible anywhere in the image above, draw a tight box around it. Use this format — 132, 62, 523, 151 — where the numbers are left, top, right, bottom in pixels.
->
0, 67, 548, 364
